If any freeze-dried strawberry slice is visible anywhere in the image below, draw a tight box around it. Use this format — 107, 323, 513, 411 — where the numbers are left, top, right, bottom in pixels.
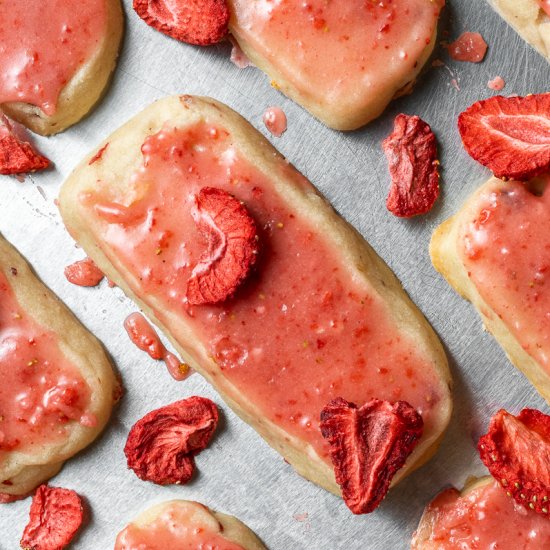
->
478, 408, 550, 517
124, 397, 218, 485
133, 0, 229, 46
186, 187, 259, 305
0, 115, 50, 175
20, 485, 83, 550
383, 114, 440, 218
458, 94, 550, 181
320, 397, 423, 514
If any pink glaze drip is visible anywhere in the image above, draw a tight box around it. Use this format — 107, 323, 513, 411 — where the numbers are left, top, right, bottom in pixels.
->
124, 313, 189, 381
539, 1, 550, 17
0, 272, 91, 459
229, 35, 252, 69
229, 0, 444, 104
448, 32, 488, 63
488, 76, 505, 91
413, 481, 550, 548
263, 106, 287, 137
115, 504, 245, 550
0, 0, 107, 115
460, 179, 550, 371
80, 122, 447, 461
64, 257, 104, 287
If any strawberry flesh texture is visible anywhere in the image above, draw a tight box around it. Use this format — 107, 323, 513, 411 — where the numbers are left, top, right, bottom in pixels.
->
186, 187, 259, 305
383, 114, 440, 218
0, 115, 50, 175
124, 396, 218, 485
458, 94, 550, 181
20, 485, 83, 550
478, 408, 550, 517
320, 397, 423, 514
133, 0, 229, 46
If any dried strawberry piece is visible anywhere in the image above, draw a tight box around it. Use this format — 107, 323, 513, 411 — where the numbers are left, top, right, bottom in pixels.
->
458, 94, 550, 181
0, 115, 50, 175
64, 257, 104, 287
133, 0, 229, 46
186, 187, 259, 305
124, 396, 218, 485
478, 408, 550, 517
320, 397, 423, 514
383, 114, 440, 218
20, 485, 83, 550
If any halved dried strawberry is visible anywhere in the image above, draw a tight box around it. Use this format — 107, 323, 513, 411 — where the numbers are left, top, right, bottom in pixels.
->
0, 115, 50, 175
124, 397, 218, 485
186, 187, 259, 305
478, 408, 550, 517
133, 0, 229, 46
20, 485, 83, 550
320, 397, 423, 514
458, 94, 550, 181
383, 114, 440, 218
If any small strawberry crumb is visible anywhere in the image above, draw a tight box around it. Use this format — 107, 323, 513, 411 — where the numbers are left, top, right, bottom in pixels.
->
293, 512, 309, 522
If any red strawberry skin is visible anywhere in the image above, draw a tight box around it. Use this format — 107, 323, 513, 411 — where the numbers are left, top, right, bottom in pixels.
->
133, 0, 229, 46
458, 94, 550, 181
186, 187, 259, 306
0, 115, 50, 175
383, 114, 440, 218
478, 408, 550, 517
320, 397, 423, 514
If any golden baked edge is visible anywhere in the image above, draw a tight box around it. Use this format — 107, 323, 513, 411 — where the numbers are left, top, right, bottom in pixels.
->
430, 177, 550, 404
58, 95, 452, 499
0, 234, 118, 496
0, 0, 124, 136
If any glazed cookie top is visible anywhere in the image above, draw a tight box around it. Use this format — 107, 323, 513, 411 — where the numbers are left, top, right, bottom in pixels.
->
0, 0, 107, 115
0, 271, 92, 458
229, 0, 444, 104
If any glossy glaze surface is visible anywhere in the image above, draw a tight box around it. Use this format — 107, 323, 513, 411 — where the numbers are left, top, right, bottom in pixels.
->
115, 503, 245, 550
413, 480, 550, 548
0, 272, 90, 460
460, 179, 550, 371
80, 121, 445, 460
230, 0, 443, 103
0, 0, 106, 115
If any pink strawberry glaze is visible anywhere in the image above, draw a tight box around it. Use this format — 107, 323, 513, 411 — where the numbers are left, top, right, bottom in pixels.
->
539, 1, 550, 17
263, 106, 287, 137
0, 0, 107, 115
64, 257, 104, 287
229, 0, 443, 104
460, 178, 550, 372
448, 32, 488, 63
79, 122, 447, 461
124, 312, 189, 381
412, 480, 550, 548
488, 76, 505, 91
0, 271, 91, 461
114, 503, 244, 550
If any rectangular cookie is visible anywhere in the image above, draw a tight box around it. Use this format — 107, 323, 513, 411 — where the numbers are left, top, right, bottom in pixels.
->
59, 95, 452, 500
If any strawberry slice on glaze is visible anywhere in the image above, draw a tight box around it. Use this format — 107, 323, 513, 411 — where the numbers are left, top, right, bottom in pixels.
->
186, 187, 259, 306
478, 408, 550, 517
320, 397, 423, 514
